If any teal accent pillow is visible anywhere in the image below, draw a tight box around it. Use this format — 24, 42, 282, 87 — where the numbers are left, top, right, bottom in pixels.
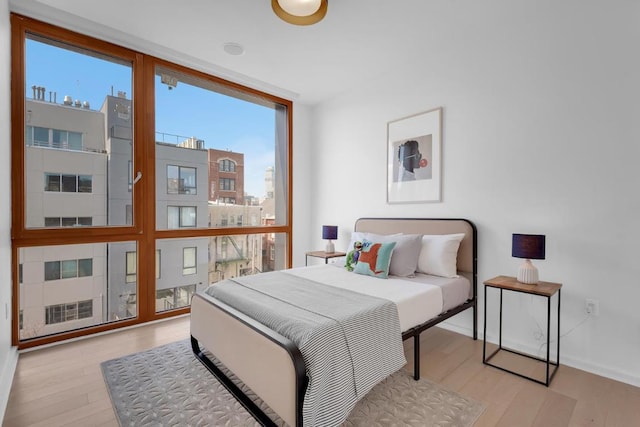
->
353, 240, 397, 279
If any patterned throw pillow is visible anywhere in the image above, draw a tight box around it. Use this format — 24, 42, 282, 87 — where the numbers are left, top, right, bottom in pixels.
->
353, 240, 397, 279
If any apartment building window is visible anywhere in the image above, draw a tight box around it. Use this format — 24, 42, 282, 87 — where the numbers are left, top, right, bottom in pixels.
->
183, 247, 197, 275
219, 159, 235, 172
168, 206, 196, 228
219, 178, 235, 191
44, 173, 92, 193
45, 217, 58, 227
44, 173, 60, 192
167, 165, 197, 195
54, 129, 82, 150
45, 300, 93, 324
125, 251, 136, 283
45, 217, 93, 227
78, 175, 92, 192
27, 126, 49, 146
220, 197, 235, 204
44, 258, 93, 281
78, 217, 92, 226
62, 174, 76, 192
62, 217, 77, 226
26, 126, 82, 151
126, 250, 161, 283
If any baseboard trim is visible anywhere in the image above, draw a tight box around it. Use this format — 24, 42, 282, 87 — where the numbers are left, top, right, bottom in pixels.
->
0, 345, 18, 422
479, 330, 640, 389
560, 354, 640, 388
437, 320, 474, 338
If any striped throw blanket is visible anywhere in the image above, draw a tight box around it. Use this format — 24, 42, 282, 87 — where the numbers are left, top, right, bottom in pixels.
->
206, 271, 406, 427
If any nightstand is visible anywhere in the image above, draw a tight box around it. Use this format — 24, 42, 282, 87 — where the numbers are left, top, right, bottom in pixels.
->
305, 251, 346, 266
483, 275, 562, 386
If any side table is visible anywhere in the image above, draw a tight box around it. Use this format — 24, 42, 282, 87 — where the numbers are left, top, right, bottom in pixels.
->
305, 251, 346, 266
483, 275, 562, 386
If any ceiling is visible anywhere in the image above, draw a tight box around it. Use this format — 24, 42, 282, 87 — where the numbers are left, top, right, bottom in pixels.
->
10, 0, 446, 105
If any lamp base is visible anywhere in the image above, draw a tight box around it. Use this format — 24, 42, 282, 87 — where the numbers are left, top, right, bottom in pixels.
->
325, 241, 335, 254
517, 259, 539, 284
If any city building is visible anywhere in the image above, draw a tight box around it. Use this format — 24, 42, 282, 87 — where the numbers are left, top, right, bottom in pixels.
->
20, 95, 110, 339
207, 202, 264, 283
264, 166, 274, 199
19, 91, 211, 336
208, 148, 244, 205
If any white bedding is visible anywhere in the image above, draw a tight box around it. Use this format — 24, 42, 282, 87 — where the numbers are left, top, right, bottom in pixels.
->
286, 264, 469, 332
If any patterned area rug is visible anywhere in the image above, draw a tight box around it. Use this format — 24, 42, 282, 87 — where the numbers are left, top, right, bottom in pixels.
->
101, 339, 484, 426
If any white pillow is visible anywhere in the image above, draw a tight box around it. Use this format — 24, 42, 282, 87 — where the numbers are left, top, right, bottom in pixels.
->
416, 233, 465, 278
386, 234, 422, 277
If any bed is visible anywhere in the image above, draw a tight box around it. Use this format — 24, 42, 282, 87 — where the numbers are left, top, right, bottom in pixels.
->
190, 218, 477, 427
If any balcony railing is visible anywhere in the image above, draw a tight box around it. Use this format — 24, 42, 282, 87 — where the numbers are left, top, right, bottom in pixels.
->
28, 139, 107, 154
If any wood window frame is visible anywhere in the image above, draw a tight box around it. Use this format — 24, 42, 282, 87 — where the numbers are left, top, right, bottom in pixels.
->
10, 14, 293, 349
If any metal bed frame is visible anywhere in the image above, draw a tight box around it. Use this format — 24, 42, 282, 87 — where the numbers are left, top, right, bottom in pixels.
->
191, 217, 478, 427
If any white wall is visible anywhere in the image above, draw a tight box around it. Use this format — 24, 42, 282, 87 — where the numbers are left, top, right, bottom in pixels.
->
309, 1, 640, 386
291, 102, 313, 267
0, 0, 18, 420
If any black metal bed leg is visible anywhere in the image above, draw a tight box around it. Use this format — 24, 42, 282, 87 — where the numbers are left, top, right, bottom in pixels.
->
413, 334, 420, 380
190, 335, 277, 427
473, 299, 478, 340
190, 335, 200, 354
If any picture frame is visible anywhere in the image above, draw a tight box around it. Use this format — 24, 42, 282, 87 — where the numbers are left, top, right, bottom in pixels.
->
387, 107, 442, 204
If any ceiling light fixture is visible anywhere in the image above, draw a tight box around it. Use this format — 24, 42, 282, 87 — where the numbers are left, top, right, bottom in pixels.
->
223, 42, 245, 56
272, 0, 328, 26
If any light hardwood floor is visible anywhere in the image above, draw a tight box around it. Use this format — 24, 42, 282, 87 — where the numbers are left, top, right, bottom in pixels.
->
3, 316, 639, 426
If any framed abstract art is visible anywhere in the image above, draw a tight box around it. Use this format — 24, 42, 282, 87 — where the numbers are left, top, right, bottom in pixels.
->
387, 107, 442, 204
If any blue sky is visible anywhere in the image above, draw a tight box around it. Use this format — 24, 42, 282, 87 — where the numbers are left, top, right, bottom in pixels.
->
26, 38, 276, 198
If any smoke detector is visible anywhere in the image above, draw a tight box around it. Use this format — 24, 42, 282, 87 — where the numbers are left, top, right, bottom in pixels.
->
223, 42, 245, 56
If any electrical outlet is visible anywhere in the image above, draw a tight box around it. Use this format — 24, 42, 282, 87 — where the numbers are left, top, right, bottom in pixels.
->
586, 299, 600, 316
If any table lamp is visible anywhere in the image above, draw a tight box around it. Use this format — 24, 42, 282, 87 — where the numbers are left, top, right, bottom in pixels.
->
322, 225, 338, 253
512, 233, 545, 284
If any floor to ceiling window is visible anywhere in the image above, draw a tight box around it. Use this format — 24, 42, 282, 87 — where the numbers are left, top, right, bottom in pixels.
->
10, 14, 292, 348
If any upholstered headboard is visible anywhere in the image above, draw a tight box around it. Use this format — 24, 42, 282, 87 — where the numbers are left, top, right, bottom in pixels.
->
354, 217, 477, 276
